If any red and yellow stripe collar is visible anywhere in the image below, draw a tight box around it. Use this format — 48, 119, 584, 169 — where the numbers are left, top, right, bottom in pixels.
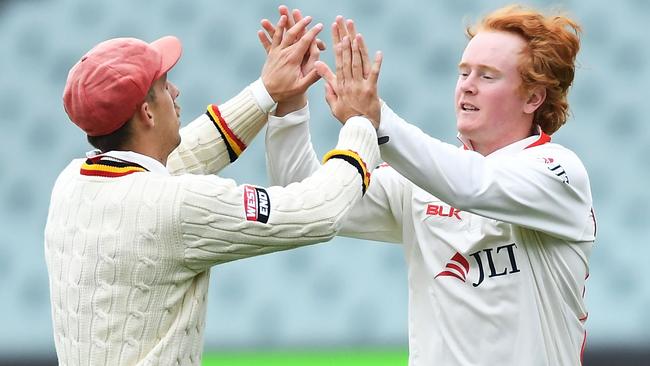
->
80, 155, 148, 178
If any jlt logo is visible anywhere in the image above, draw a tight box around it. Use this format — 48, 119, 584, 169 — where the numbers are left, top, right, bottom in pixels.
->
435, 243, 520, 287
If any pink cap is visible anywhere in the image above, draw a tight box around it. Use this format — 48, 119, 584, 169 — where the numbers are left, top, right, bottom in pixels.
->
63, 36, 182, 136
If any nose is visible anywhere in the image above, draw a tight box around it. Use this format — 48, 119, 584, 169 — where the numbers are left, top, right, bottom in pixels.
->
459, 75, 477, 95
168, 81, 180, 99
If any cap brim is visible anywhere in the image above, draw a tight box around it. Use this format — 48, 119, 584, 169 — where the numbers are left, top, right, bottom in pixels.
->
151, 36, 182, 77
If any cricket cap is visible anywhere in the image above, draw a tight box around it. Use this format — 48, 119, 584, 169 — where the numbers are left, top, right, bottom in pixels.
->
63, 36, 182, 136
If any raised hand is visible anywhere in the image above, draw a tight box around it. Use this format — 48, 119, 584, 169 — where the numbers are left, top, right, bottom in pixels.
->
258, 6, 325, 116
316, 17, 383, 128
259, 12, 324, 105
258, 6, 326, 56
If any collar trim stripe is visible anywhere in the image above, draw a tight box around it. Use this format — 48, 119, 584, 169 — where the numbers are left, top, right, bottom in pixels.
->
322, 149, 371, 195
80, 157, 148, 177
206, 104, 246, 162
525, 131, 551, 149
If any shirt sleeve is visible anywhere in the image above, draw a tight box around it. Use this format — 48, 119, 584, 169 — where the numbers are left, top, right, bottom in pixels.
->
179, 118, 382, 271
265, 107, 406, 244
166, 79, 275, 175
376, 102, 594, 241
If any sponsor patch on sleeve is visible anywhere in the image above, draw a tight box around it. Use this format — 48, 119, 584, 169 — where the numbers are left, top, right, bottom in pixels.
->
243, 185, 270, 223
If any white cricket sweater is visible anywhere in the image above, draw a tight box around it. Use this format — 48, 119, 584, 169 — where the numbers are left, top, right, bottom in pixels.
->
45, 81, 380, 366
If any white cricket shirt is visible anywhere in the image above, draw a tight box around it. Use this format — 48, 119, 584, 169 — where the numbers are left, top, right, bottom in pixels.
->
265, 103, 596, 366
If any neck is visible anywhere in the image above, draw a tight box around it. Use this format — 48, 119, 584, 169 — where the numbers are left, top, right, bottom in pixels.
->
120, 139, 169, 166
463, 124, 537, 156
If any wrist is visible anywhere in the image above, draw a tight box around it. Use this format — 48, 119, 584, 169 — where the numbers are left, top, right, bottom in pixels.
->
261, 76, 275, 102
275, 95, 307, 117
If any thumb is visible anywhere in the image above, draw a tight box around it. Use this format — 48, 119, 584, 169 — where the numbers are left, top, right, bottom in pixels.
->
315, 61, 337, 90
297, 69, 321, 92
323, 82, 337, 110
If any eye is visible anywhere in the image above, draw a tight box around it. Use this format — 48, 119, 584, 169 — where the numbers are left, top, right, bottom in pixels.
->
482, 74, 494, 80
459, 71, 469, 78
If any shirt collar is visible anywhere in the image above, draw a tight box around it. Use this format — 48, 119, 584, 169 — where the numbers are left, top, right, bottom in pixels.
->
456, 125, 551, 157
86, 150, 170, 176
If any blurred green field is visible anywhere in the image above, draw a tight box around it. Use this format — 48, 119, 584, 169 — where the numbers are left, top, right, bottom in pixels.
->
203, 349, 408, 365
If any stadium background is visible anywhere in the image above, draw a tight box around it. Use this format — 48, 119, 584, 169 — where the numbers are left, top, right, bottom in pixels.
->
0, 0, 648, 364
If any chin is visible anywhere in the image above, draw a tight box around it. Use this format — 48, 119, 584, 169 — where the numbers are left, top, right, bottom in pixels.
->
457, 116, 480, 136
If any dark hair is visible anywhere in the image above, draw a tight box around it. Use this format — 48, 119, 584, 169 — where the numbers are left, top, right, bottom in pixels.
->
86, 86, 157, 152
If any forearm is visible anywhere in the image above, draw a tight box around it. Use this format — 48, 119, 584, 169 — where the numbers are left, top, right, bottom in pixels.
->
167, 79, 275, 175
182, 117, 381, 270
265, 103, 321, 186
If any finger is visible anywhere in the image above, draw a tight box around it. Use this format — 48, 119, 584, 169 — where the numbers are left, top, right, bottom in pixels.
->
291, 8, 303, 27
281, 6, 295, 28
332, 16, 344, 45
292, 9, 310, 44
278, 5, 290, 21
310, 39, 321, 60
271, 15, 287, 48
334, 41, 344, 86
340, 36, 353, 82
261, 19, 276, 38
346, 19, 357, 38
296, 68, 321, 92
351, 36, 362, 80
335, 16, 348, 40
281, 15, 313, 48
278, 6, 292, 34
369, 50, 383, 85
299, 39, 318, 70
315, 61, 337, 91
316, 38, 326, 51
357, 34, 370, 78
304, 39, 321, 69
291, 22, 323, 56
257, 30, 272, 53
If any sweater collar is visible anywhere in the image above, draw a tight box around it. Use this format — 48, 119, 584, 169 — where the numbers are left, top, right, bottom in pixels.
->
85, 150, 170, 176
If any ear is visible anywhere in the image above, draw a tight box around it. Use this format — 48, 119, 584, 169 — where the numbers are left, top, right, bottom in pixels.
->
523, 86, 546, 115
135, 101, 156, 129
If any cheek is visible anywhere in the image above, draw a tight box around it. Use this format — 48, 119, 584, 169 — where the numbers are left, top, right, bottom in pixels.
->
484, 88, 520, 115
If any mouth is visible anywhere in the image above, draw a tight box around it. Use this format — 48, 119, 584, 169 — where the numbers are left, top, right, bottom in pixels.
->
460, 102, 479, 112
174, 103, 181, 118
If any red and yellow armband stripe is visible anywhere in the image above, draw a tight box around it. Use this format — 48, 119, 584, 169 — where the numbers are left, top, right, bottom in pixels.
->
322, 149, 371, 195
206, 104, 247, 162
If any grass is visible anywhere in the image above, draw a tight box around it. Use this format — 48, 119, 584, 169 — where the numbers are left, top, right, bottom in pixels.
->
202, 349, 408, 365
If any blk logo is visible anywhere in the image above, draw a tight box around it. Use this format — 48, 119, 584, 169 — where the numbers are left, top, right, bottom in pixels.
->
435, 243, 520, 287
426, 204, 462, 220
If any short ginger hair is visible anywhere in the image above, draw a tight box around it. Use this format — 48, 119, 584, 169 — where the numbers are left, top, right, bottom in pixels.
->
466, 5, 581, 135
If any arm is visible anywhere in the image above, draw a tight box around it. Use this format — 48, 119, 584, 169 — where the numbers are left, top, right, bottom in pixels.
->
265, 105, 405, 244
180, 118, 383, 271
321, 16, 593, 241
378, 102, 594, 241
166, 79, 274, 175
167, 11, 324, 175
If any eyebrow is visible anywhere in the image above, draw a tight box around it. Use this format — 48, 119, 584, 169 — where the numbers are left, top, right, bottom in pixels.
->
458, 62, 502, 75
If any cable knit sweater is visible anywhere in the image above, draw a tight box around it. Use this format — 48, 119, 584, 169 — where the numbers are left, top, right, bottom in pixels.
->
44, 80, 380, 366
